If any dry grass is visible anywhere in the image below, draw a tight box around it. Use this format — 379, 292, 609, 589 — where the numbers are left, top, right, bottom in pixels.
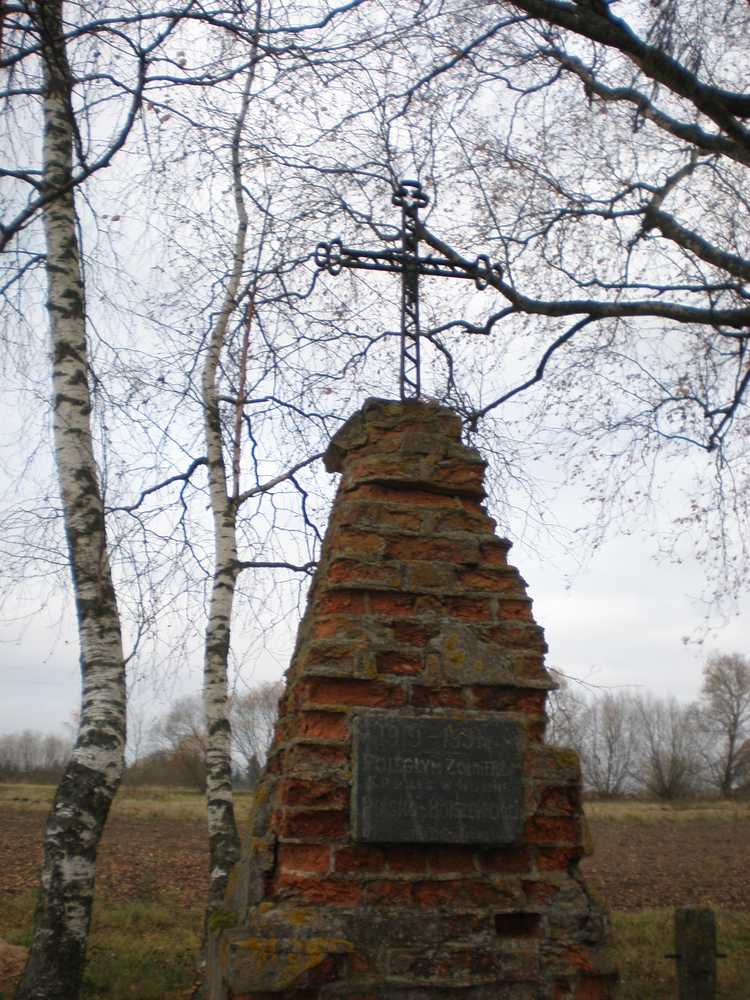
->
0, 891, 201, 1000
610, 908, 750, 1000
584, 798, 750, 824
0, 784, 254, 821
3, 786, 749, 998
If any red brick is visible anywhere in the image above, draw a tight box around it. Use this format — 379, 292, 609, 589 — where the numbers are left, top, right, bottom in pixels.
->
413, 879, 515, 907
387, 846, 427, 874
355, 485, 456, 506
347, 955, 376, 976
527, 718, 545, 742
335, 847, 385, 873
304, 645, 355, 669
538, 784, 580, 814
480, 622, 547, 650
302, 678, 404, 708
431, 509, 490, 534
328, 559, 403, 587
278, 809, 348, 841
414, 595, 443, 614
278, 843, 331, 874
341, 502, 420, 532
479, 540, 510, 564
524, 746, 580, 781
387, 537, 466, 562
285, 744, 349, 771
297, 711, 347, 740
365, 880, 413, 905
444, 597, 491, 621
458, 569, 519, 592
391, 621, 440, 646
376, 651, 423, 675
275, 875, 362, 905
523, 880, 560, 905
536, 846, 583, 870
459, 498, 486, 514
562, 945, 595, 973
311, 617, 348, 639
410, 686, 466, 708
576, 974, 617, 999
478, 846, 532, 874
495, 599, 533, 620
280, 779, 348, 809
409, 951, 494, 978
274, 716, 298, 743
368, 593, 415, 616
317, 590, 367, 615
524, 816, 579, 843
471, 687, 545, 713
332, 529, 381, 554
308, 954, 344, 986
426, 846, 476, 874
408, 562, 453, 589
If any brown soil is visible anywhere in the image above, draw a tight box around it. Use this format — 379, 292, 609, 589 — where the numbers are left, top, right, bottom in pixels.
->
0, 810, 211, 909
581, 821, 750, 911
1, 809, 748, 911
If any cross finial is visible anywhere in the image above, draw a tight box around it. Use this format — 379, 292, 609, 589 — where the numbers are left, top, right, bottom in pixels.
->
315, 181, 501, 400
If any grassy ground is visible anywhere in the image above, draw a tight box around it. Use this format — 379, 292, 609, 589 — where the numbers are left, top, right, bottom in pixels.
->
3, 897, 748, 999
584, 797, 750, 824
611, 908, 750, 1000
0, 891, 202, 1000
0, 784, 254, 822
1, 789, 749, 997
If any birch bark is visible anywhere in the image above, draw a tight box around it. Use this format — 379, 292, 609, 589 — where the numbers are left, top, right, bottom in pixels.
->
201, 48, 258, 912
15, 1, 127, 997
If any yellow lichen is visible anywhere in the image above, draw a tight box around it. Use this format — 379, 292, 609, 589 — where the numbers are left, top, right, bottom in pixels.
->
239, 936, 278, 969
580, 815, 594, 857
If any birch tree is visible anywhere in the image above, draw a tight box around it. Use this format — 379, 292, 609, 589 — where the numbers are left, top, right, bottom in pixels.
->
198, 55, 325, 910
1, 1, 294, 994
13, 2, 127, 995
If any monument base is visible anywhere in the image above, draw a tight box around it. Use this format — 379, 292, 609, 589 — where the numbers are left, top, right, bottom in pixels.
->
207, 399, 617, 1000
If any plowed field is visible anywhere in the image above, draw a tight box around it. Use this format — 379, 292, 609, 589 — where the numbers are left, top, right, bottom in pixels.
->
2, 807, 748, 910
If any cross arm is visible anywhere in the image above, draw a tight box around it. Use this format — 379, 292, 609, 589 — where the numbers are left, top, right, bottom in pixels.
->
315, 238, 503, 289
315, 239, 403, 275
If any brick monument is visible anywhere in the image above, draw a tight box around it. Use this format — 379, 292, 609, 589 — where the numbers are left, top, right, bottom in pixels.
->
207, 398, 616, 1000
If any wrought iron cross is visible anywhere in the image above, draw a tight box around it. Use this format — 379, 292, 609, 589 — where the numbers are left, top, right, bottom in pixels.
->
315, 180, 502, 400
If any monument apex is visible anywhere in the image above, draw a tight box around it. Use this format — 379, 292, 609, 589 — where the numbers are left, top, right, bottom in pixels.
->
206, 397, 617, 1000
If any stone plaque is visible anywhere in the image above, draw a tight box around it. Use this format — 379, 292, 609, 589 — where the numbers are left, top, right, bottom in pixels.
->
352, 715, 523, 844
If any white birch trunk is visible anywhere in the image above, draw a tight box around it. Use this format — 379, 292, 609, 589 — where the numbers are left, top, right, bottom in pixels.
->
15, 2, 126, 997
201, 55, 257, 911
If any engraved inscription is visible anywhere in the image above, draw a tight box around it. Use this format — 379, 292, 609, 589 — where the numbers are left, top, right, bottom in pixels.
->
352, 715, 523, 844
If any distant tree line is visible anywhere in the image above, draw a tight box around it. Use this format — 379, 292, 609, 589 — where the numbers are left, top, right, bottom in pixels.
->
5, 659, 749, 800
0, 681, 283, 792
0, 731, 73, 784
547, 653, 750, 799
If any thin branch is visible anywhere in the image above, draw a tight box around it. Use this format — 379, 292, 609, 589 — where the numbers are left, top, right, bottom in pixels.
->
107, 457, 207, 513
469, 317, 593, 428
236, 451, 325, 505
237, 559, 317, 575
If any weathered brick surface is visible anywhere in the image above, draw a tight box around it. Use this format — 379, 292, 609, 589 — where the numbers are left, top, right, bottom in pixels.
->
208, 399, 616, 1000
